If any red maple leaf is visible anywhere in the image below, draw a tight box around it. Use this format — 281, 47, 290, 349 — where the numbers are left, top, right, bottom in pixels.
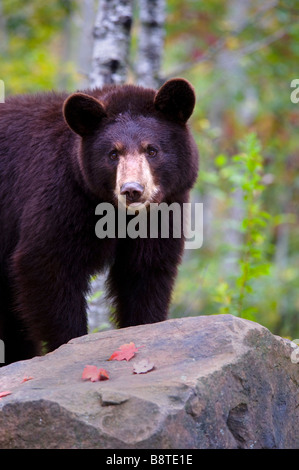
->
21, 376, 33, 383
97, 368, 109, 381
0, 390, 12, 398
108, 342, 140, 361
82, 365, 109, 382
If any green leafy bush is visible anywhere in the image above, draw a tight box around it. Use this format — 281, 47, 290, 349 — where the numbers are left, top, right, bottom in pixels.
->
213, 133, 272, 319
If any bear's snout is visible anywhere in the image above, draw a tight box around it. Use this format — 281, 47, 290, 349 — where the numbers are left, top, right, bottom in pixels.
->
120, 182, 144, 203
115, 152, 159, 207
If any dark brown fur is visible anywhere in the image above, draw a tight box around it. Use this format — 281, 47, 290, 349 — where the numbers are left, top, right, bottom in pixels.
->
0, 79, 198, 365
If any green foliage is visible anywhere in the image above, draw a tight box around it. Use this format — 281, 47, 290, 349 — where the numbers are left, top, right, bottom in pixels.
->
212, 134, 272, 319
166, 0, 299, 338
0, 0, 78, 93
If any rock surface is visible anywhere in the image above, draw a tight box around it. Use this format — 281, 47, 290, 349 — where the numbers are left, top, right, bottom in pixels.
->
0, 314, 298, 449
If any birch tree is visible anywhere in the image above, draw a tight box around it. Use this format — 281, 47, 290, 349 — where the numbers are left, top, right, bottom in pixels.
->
89, 0, 134, 88
136, 0, 166, 89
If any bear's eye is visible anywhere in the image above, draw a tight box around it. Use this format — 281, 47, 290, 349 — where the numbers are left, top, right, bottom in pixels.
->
109, 149, 119, 160
146, 146, 158, 158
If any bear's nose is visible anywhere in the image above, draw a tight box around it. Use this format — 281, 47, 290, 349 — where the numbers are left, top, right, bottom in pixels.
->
120, 182, 144, 202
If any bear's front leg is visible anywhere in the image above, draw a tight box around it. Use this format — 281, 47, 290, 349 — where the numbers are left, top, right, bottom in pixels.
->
11, 244, 89, 356
106, 235, 185, 327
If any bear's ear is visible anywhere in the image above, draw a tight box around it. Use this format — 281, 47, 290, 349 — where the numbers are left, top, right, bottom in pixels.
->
154, 78, 196, 123
63, 93, 107, 136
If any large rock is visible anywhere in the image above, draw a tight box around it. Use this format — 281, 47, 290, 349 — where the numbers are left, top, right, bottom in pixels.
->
0, 314, 298, 449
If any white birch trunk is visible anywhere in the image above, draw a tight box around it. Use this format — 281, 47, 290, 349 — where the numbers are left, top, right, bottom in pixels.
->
89, 0, 134, 88
136, 0, 166, 89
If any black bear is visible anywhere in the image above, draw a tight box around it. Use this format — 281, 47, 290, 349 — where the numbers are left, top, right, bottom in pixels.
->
0, 78, 198, 365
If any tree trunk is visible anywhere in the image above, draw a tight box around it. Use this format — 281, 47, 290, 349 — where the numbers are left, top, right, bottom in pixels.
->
136, 0, 166, 89
89, 0, 134, 88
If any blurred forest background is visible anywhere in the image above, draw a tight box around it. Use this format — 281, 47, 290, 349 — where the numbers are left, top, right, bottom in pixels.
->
0, 0, 298, 338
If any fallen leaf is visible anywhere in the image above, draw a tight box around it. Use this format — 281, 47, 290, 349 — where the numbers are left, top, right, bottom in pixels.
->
21, 376, 33, 383
133, 359, 155, 374
82, 365, 109, 382
109, 342, 140, 361
97, 368, 109, 381
82, 365, 98, 382
0, 390, 12, 398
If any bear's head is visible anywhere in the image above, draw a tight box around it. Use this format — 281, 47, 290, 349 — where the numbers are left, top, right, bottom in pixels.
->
63, 78, 198, 209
